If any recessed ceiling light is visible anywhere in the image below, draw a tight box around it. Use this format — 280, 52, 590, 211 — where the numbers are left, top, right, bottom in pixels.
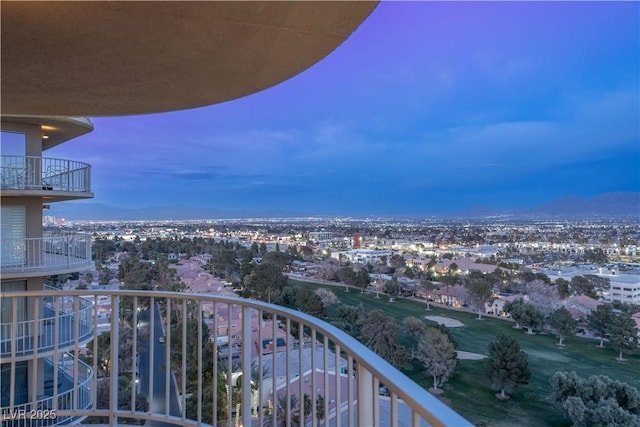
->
42, 134, 49, 139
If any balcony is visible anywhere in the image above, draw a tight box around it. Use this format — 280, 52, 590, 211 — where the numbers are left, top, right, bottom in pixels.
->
0, 293, 94, 360
0, 233, 93, 278
0, 290, 472, 427
1, 355, 93, 427
1, 155, 92, 201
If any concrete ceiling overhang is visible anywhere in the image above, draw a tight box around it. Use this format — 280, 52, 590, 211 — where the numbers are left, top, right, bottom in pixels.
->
1, 116, 94, 150
1, 1, 378, 117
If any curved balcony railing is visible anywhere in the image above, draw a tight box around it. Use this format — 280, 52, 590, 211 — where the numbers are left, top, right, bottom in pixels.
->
0, 290, 472, 427
0, 155, 91, 193
0, 233, 92, 275
2, 355, 93, 427
0, 293, 94, 359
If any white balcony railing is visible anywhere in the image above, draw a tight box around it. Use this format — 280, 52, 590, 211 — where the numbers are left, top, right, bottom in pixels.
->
0, 233, 92, 275
0, 293, 94, 359
1, 155, 91, 193
3, 355, 93, 427
0, 290, 472, 427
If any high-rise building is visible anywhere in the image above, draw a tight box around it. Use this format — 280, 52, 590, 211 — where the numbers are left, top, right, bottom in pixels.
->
1, 116, 96, 422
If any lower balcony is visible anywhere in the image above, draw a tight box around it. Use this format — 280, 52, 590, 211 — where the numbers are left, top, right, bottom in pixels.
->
0, 234, 93, 279
0, 293, 94, 359
1, 354, 93, 427
0, 290, 472, 427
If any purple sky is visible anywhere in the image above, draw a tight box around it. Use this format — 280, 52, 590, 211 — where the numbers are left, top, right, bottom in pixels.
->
27, 2, 640, 215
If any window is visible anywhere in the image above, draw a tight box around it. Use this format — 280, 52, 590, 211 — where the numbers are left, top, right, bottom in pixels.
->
1, 205, 26, 266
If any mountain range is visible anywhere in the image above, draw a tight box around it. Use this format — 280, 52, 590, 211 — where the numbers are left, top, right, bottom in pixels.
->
47, 192, 639, 221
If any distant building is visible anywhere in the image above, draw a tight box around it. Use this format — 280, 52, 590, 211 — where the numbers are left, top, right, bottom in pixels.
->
560, 295, 601, 320
544, 266, 640, 304
352, 233, 361, 249
331, 249, 392, 265
605, 274, 640, 304
309, 231, 332, 243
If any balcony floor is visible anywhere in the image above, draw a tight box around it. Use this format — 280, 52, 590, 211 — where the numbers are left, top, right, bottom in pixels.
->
1, 252, 93, 278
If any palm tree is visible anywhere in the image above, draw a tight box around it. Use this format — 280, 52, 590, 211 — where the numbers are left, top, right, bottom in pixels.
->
263, 394, 301, 427
315, 394, 325, 424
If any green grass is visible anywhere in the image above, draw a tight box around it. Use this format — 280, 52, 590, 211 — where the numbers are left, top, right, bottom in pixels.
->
290, 279, 640, 426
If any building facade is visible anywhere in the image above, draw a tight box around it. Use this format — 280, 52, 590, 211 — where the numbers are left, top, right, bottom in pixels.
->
1, 116, 95, 423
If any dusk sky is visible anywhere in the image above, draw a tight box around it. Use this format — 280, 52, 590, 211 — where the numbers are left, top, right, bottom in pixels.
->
35, 2, 640, 215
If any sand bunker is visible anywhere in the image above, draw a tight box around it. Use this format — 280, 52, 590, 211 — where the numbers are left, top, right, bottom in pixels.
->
425, 315, 464, 328
457, 351, 487, 360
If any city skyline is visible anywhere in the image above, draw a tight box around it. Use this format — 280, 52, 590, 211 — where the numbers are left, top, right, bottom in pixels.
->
5, 1, 639, 216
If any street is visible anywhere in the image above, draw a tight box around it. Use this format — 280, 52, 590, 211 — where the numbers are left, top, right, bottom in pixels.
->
137, 302, 181, 426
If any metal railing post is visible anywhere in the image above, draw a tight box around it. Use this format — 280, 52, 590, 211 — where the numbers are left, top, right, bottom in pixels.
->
241, 306, 253, 427
357, 366, 374, 427
110, 295, 120, 427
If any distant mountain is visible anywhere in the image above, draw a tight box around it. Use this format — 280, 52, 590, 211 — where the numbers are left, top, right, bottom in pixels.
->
48, 203, 251, 221
452, 192, 639, 219
47, 203, 316, 221
48, 192, 640, 221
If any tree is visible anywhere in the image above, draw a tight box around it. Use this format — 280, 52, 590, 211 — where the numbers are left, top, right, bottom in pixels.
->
448, 262, 459, 274
98, 265, 113, 286
359, 310, 407, 367
548, 306, 577, 346
570, 276, 598, 299
421, 280, 437, 310
417, 328, 457, 394
609, 312, 639, 361
583, 248, 608, 265
583, 274, 611, 295
314, 288, 338, 307
526, 280, 560, 319
211, 247, 238, 279
84, 375, 148, 424
119, 257, 153, 287
316, 260, 339, 281
332, 304, 365, 338
550, 371, 640, 426
404, 266, 415, 279
504, 299, 543, 334
314, 394, 325, 424
355, 268, 371, 293
466, 280, 493, 320
244, 263, 287, 303
294, 287, 326, 319
338, 267, 357, 287
555, 278, 571, 299
390, 254, 406, 270
83, 272, 94, 286
587, 304, 614, 348
384, 277, 400, 301
263, 394, 301, 427
485, 332, 530, 399
262, 250, 290, 270
403, 317, 425, 359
